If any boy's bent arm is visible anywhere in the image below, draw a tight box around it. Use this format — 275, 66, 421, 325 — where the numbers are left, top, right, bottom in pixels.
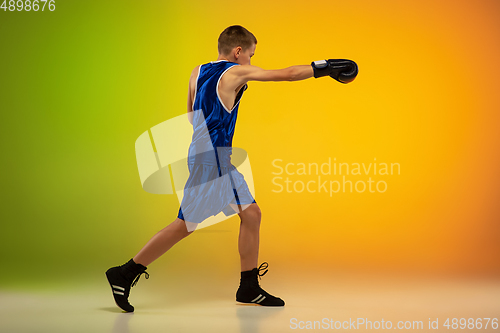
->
187, 65, 199, 125
187, 85, 193, 125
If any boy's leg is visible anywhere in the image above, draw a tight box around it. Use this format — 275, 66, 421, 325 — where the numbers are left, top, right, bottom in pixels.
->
234, 202, 285, 306
234, 203, 261, 272
106, 218, 195, 312
133, 218, 195, 267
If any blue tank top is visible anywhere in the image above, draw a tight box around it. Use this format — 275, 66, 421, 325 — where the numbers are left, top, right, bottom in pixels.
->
188, 60, 248, 169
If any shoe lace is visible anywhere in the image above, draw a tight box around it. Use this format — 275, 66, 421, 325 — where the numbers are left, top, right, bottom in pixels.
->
131, 271, 150, 287
257, 262, 269, 281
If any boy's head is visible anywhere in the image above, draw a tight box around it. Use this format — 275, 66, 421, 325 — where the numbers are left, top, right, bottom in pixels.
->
218, 25, 257, 65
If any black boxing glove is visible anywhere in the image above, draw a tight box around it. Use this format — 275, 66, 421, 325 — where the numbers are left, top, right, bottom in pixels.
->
311, 59, 358, 83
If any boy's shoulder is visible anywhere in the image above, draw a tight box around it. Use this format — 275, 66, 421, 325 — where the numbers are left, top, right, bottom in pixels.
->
190, 64, 201, 76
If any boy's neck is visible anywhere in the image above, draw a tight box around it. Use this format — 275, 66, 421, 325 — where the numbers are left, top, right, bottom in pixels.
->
216, 54, 237, 63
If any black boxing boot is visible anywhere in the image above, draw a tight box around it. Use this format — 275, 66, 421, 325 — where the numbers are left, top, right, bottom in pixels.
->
105, 259, 149, 312
236, 262, 285, 306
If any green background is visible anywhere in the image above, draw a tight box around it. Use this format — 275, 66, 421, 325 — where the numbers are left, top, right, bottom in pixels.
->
0, 1, 215, 289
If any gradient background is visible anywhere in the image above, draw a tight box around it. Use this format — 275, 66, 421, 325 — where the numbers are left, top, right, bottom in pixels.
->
1, 0, 499, 315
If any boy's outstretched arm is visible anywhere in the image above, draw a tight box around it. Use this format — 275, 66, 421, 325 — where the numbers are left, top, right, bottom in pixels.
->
232, 59, 358, 87
235, 65, 314, 83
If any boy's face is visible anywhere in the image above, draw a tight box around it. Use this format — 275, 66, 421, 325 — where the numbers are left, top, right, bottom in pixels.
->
237, 43, 256, 66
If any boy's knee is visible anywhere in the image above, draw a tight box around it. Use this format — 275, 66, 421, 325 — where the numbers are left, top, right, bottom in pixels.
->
253, 204, 262, 220
241, 203, 261, 222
